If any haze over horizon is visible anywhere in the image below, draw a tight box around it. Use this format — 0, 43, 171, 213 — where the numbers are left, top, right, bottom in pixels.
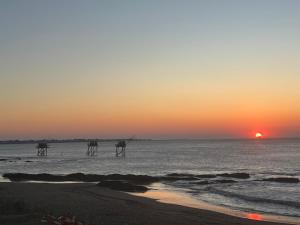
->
1, 0, 300, 140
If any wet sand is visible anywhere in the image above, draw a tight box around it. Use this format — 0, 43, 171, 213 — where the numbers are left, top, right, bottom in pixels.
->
0, 182, 294, 225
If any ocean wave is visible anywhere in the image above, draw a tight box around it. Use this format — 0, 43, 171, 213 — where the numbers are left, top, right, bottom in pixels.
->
260, 177, 299, 183
166, 172, 250, 179
259, 171, 300, 177
206, 187, 300, 209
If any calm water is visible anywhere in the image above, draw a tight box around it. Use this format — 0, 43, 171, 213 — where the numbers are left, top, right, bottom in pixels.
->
0, 139, 299, 218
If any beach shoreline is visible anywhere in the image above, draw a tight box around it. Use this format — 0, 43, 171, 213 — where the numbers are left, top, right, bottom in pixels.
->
0, 182, 298, 225
133, 184, 300, 225
1, 172, 299, 225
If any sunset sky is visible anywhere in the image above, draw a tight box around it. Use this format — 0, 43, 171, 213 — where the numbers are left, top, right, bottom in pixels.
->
1, 0, 300, 139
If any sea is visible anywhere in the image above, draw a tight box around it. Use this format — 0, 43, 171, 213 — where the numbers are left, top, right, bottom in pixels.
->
0, 139, 299, 219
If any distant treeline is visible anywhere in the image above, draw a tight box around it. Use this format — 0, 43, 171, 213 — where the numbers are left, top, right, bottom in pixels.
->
0, 138, 152, 145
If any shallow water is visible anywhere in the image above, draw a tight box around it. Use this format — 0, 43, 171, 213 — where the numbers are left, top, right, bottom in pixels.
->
0, 139, 299, 218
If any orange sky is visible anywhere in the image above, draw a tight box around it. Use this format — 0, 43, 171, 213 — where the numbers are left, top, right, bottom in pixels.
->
1, 1, 300, 139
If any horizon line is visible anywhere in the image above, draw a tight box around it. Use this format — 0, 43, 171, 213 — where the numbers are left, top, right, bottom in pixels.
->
1, 136, 300, 144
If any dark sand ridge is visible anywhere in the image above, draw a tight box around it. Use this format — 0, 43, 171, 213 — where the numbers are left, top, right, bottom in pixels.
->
3, 172, 299, 183
0, 182, 297, 225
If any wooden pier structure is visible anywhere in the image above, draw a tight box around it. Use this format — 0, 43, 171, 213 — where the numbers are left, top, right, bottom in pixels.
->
33, 139, 131, 157
115, 140, 126, 157
36, 143, 49, 156
87, 140, 98, 156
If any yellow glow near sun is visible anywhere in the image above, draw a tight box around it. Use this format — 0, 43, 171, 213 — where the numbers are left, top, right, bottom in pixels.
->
255, 132, 263, 138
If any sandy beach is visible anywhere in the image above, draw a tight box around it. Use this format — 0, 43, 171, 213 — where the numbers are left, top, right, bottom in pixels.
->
0, 182, 293, 225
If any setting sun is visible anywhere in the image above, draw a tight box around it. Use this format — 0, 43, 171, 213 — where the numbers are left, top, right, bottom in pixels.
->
255, 132, 263, 138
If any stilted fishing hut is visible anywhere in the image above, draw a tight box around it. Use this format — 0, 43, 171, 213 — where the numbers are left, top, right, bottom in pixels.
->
87, 140, 98, 156
36, 143, 49, 156
115, 140, 126, 157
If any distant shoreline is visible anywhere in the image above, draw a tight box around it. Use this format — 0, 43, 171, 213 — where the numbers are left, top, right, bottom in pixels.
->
0, 137, 300, 145
0, 138, 152, 145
